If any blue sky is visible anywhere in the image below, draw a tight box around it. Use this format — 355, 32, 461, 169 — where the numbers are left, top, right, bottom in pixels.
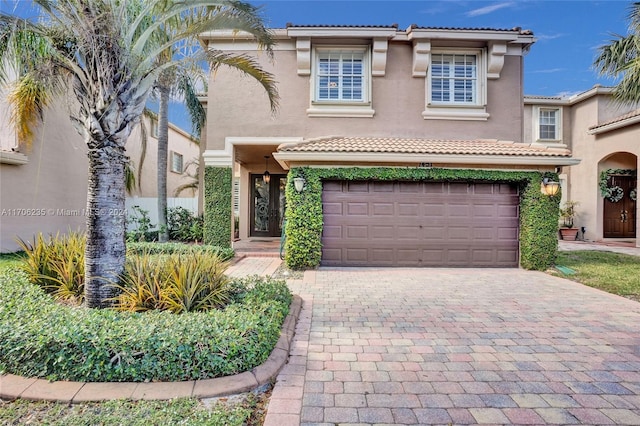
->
2, 1, 633, 133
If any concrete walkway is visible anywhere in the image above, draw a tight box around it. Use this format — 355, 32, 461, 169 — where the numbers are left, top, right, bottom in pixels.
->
265, 263, 640, 424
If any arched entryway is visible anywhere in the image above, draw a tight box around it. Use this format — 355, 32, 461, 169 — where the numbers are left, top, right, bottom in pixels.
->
599, 153, 637, 239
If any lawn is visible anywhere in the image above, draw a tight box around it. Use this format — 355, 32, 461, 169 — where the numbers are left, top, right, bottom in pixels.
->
552, 250, 640, 301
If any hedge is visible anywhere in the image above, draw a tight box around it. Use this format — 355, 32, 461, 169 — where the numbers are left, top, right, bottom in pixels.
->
284, 167, 560, 271
0, 270, 291, 382
127, 241, 234, 261
203, 166, 233, 248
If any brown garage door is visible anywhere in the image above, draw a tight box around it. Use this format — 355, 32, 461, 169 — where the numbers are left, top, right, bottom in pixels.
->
321, 180, 519, 267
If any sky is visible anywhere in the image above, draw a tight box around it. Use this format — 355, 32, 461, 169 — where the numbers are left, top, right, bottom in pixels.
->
2, 1, 634, 134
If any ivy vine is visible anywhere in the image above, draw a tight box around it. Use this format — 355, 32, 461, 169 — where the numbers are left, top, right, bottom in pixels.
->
203, 166, 233, 248
284, 167, 560, 271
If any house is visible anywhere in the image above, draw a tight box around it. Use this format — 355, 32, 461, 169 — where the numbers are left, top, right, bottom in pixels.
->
199, 24, 579, 270
0, 92, 199, 252
525, 86, 638, 244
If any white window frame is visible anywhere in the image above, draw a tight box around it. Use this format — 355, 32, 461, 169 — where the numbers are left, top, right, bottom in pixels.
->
170, 151, 183, 174
423, 48, 489, 121
307, 45, 375, 118
534, 106, 563, 143
150, 118, 159, 138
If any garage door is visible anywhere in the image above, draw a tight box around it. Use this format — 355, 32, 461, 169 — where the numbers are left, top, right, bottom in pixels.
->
321, 181, 519, 267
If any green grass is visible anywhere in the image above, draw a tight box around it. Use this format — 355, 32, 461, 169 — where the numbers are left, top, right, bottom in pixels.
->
553, 250, 640, 300
0, 396, 264, 425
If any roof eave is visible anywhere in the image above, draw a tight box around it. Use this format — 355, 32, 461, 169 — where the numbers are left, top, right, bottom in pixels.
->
273, 152, 580, 170
589, 114, 640, 135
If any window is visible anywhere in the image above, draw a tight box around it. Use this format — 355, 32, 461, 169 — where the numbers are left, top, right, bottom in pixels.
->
316, 51, 364, 102
423, 49, 488, 121
170, 152, 183, 173
538, 108, 560, 140
431, 53, 477, 104
150, 119, 159, 138
307, 46, 374, 117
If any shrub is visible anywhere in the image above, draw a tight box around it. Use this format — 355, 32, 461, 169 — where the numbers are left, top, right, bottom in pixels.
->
114, 252, 231, 313
126, 206, 159, 242
17, 232, 85, 303
126, 242, 234, 261
0, 270, 291, 382
168, 206, 204, 242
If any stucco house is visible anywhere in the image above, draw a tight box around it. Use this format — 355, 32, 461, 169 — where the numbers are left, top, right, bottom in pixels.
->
199, 24, 579, 269
0, 93, 199, 253
525, 86, 638, 244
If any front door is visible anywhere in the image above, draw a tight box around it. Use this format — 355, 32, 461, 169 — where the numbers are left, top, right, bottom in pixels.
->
250, 174, 286, 237
603, 175, 636, 238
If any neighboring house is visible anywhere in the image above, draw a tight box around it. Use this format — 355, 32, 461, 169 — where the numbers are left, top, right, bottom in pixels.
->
199, 24, 579, 268
525, 86, 639, 244
0, 94, 198, 252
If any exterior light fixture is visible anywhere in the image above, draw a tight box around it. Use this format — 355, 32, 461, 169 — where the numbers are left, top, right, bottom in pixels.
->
293, 177, 306, 193
541, 177, 560, 196
263, 156, 270, 184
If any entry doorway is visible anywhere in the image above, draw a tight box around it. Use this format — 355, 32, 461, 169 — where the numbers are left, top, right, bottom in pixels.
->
250, 174, 286, 237
603, 175, 637, 238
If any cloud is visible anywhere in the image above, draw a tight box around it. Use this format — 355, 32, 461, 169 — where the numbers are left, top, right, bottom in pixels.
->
466, 2, 514, 17
535, 33, 566, 41
530, 68, 566, 74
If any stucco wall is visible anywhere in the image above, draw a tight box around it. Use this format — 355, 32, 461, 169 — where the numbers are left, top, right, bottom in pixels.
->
566, 95, 639, 242
205, 43, 527, 151
0, 99, 88, 253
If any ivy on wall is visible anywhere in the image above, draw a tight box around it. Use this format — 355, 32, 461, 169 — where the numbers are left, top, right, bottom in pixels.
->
284, 167, 560, 271
203, 166, 232, 248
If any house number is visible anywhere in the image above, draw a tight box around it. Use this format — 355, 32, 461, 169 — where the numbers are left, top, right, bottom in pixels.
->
419, 162, 433, 168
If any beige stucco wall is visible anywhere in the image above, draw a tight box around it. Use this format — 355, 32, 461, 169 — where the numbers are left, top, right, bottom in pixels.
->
1, 105, 197, 252
205, 43, 527, 152
565, 95, 639, 243
126, 116, 200, 199
0, 99, 89, 253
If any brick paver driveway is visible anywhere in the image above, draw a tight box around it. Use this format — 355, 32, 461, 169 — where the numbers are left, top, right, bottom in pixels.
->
265, 268, 640, 425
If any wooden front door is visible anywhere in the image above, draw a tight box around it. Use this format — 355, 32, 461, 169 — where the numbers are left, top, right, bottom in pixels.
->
250, 174, 286, 237
603, 175, 636, 238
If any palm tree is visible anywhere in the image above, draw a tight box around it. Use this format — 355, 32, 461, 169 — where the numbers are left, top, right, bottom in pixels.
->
594, 2, 640, 103
0, 0, 278, 308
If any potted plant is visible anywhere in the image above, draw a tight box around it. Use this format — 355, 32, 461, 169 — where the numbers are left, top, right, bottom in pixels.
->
559, 201, 579, 240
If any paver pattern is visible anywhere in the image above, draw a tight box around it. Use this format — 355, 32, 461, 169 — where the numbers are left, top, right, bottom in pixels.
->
265, 268, 640, 425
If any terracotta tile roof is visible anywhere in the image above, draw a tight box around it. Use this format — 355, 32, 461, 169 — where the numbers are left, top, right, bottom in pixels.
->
589, 108, 640, 131
278, 137, 572, 157
410, 25, 533, 35
286, 24, 399, 29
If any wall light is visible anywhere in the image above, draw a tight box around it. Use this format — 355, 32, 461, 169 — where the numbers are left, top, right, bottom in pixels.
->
293, 177, 306, 193
262, 156, 270, 184
541, 177, 560, 196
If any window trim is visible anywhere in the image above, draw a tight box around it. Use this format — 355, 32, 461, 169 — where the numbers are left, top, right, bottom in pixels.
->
150, 118, 159, 138
307, 45, 375, 118
170, 151, 183, 174
423, 48, 489, 121
534, 106, 563, 143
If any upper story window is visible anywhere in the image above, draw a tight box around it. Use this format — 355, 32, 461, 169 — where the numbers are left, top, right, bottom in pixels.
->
423, 48, 489, 121
150, 118, 159, 138
431, 53, 477, 104
307, 46, 375, 118
170, 151, 183, 174
533, 107, 563, 144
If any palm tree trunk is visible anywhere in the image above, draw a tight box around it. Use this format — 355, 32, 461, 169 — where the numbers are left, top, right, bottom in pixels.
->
84, 147, 127, 308
157, 85, 170, 242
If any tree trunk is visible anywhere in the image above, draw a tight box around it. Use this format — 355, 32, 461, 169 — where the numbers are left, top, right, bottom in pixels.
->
84, 147, 127, 308
157, 85, 170, 242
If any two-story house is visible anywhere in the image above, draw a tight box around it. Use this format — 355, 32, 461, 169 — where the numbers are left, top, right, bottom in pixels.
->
199, 24, 579, 269
525, 86, 639, 244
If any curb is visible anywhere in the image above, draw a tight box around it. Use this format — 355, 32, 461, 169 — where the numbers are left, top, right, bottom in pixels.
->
0, 295, 303, 403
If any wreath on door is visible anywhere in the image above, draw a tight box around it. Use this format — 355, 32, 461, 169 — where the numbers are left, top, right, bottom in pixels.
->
599, 169, 636, 203
631, 188, 637, 201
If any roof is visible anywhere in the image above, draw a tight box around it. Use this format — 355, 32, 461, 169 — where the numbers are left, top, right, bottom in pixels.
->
286, 23, 399, 29
410, 25, 533, 35
588, 108, 640, 135
278, 136, 572, 157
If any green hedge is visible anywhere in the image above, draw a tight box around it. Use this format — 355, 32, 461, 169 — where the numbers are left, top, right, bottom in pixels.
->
127, 241, 234, 261
284, 167, 559, 271
204, 166, 232, 248
0, 270, 291, 382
